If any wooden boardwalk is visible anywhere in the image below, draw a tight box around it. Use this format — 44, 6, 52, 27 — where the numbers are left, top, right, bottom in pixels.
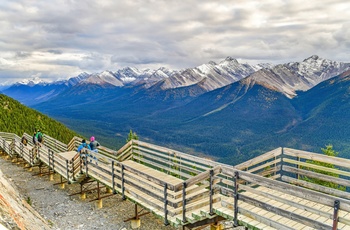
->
1, 131, 350, 229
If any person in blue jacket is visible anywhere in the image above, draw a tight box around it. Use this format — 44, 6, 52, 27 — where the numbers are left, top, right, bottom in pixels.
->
78, 139, 91, 165
77, 139, 91, 153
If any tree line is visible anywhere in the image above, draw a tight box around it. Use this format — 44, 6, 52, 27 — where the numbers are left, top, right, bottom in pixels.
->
0, 94, 77, 144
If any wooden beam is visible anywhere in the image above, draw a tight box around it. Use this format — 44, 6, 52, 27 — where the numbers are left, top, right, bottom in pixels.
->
282, 175, 350, 199
284, 148, 350, 168
234, 147, 282, 170
283, 165, 350, 187
283, 158, 350, 177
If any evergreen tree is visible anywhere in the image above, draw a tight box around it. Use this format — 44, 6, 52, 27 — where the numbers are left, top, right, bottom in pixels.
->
126, 129, 139, 143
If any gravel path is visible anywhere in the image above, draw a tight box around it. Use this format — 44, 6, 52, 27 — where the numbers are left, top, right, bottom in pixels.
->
0, 154, 177, 230
0, 154, 240, 230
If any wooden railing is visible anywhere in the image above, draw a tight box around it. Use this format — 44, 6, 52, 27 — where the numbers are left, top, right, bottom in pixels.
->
0, 133, 14, 157
43, 134, 68, 153
124, 140, 226, 179
281, 148, 350, 200
78, 147, 223, 225
220, 168, 350, 230
234, 147, 282, 178
1, 131, 350, 229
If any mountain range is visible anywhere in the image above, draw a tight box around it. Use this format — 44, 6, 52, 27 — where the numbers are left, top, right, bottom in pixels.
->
2, 55, 350, 164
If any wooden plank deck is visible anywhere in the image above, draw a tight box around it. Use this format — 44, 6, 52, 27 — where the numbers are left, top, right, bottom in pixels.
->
2, 132, 350, 230
56, 151, 78, 161
122, 160, 183, 186
216, 184, 350, 230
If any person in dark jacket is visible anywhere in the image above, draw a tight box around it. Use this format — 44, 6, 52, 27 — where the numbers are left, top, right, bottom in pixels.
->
36, 130, 43, 146
32, 131, 37, 145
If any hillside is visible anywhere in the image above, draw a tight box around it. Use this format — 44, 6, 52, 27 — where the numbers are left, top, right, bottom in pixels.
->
0, 94, 77, 143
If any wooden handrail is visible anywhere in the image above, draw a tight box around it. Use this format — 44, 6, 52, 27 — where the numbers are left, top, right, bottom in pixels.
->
174, 165, 221, 192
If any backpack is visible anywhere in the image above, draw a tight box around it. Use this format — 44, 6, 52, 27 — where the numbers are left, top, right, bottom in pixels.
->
37, 132, 43, 142
33, 133, 36, 144
22, 136, 28, 145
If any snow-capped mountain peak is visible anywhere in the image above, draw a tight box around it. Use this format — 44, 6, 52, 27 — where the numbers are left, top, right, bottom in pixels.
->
294, 55, 350, 86
82, 71, 123, 87
18, 77, 47, 86
242, 55, 350, 98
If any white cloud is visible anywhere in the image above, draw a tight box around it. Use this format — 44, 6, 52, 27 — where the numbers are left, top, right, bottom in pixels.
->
0, 0, 349, 83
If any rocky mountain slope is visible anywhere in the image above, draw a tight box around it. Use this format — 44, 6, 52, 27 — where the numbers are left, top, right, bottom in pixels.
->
241, 55, 350, 98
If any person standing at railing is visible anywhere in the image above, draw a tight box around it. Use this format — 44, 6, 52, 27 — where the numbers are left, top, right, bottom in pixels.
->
89, 136, 100, 165
36, 130, 43, 147
32, 131, 37, 145
78, 139, 91, 165
78, 139, 91, 153
89, 136, 100, 152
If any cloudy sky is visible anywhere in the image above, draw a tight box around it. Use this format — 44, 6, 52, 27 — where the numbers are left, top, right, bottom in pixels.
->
0, 0, 349, 84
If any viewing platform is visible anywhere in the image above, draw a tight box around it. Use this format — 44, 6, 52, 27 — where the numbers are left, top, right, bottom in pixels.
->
1, 131, 350, 230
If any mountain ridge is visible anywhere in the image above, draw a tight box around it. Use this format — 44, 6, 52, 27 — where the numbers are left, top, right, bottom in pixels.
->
3, 55, 350, 165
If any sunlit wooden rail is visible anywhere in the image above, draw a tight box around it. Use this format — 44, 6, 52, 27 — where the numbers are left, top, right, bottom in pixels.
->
1, 131, 350, 229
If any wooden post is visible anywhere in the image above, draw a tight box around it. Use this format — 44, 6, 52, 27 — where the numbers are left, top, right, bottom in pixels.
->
20, 143, 23, 158
48, 149, 53, 181
85, 153, 89, 177
122, 164, 126, 200
30, 148, 33, 165
274, 156, 277, 177
280, 147, 284, 180
10, 138, 14, 156
66, 160, 70, 183
79, 153, 83, 174
96, 182, 102, 209
209, 169, 214, 215
164, 183, 169, 226
333, 200, 340, 230
233, 171, 239, 226
60, 176, 65, 189
296, 156, 300, 180
182, 182, 187, 223
48, 149, 51, 171
52, 151, 55, 172
131, 204, 141, 229
112, 161, 116, 194
37, 147, 40, 163
71, 160, 76, 181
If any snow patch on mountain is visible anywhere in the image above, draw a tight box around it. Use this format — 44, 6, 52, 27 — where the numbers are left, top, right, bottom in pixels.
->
66, 72, 90, 87
157, 57, 263, 92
